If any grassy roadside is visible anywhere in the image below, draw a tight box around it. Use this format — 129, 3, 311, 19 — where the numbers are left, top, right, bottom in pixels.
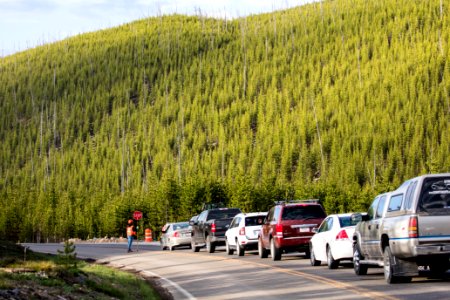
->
0, 241, 165, 299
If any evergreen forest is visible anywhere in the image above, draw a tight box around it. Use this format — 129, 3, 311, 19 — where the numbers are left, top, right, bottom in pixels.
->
0, 0, 449, 242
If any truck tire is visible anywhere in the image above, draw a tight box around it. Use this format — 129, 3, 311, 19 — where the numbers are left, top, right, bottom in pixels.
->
353, 244, 368, 275
384, 246, 412, 283
225, 239, 234, 255
270, 238, 282, 261
258, 237, 269, 258
206, 235, 216, 253
309, 244, 321, 266
327, 246, 339, 269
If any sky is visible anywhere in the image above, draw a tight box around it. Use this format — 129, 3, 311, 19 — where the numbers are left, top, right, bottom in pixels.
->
0, 0, 317, 57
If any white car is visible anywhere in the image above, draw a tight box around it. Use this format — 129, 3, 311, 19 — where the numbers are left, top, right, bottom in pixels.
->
160, 221, 191, 251
309, 213, 361, 269
225, 212, 267, 256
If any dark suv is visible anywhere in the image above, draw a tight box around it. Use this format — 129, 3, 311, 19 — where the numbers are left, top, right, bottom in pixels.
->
258, 200, 327, 261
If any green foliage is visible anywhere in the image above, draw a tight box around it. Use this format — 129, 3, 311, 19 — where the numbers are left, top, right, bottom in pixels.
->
57, 240, 77, 269
1, 0, 449, 241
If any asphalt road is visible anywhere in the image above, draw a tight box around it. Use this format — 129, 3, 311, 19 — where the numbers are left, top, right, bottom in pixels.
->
24, 242, 449, 300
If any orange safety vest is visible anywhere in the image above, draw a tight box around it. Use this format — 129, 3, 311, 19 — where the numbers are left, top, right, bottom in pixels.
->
127, 225, 136, 237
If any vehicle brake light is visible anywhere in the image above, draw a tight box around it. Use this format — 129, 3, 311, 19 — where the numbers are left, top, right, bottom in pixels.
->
211, 223, 216, 233
335, 230, 349, 240
276, 224, 283, 238
408, 216, 418, 238
173, 231, 179, 238
239, 227, 246, 235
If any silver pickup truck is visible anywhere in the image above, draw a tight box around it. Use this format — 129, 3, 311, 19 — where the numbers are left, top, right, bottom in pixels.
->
352, 173, 450, 283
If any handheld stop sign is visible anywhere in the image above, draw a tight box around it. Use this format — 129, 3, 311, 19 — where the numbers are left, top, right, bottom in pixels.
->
133, 211, 143, 220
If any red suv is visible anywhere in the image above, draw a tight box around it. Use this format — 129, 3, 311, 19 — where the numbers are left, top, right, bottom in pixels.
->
258, 200, 326, 261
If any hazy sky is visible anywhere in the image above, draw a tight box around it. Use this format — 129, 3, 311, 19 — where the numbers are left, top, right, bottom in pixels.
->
0, 0, 317, 57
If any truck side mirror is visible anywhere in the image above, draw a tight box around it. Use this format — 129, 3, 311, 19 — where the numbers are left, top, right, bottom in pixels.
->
351, 213, 364, 224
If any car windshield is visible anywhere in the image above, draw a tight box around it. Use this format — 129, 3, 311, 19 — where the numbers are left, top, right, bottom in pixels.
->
281, 205, 326, 220
173, 222, 189, 231
207, 209, 241, 220
418, 177, 450, 215
245, 216, 265, 226
338, 216, 358, 227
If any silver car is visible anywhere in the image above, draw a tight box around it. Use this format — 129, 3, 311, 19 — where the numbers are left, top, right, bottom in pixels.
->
160, 222, 192, 251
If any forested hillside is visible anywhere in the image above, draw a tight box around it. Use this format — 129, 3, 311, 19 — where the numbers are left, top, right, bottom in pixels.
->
1, 0, 449, 241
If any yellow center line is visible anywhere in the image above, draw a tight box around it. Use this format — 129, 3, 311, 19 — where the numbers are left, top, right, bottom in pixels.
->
164, 251, 399, 300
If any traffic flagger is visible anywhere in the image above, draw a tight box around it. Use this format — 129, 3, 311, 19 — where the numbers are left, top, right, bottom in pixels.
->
145, 228, 152, 242
126, 219, 137, 253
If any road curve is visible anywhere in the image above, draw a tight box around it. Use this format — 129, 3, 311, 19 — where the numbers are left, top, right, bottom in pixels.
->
24, 242, 449, 300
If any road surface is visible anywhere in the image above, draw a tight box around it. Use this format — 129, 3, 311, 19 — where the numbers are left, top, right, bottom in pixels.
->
24, 242, 449, 300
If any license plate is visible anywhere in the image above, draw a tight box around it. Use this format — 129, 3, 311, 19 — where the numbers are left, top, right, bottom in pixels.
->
254, 230, 260, 235
299, 227, 310, 233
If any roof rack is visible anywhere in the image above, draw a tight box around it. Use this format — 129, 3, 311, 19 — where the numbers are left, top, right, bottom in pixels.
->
274, 199, 320, 205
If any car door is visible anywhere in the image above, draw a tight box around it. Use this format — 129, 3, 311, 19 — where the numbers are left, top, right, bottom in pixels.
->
359, 196, 379, 256
313, 217, 332, 262
261, 207, 275, 248
161, 224, 171, 248
227, 217, 240, 247
194, 211, 208, 244
366, 194, 388, 259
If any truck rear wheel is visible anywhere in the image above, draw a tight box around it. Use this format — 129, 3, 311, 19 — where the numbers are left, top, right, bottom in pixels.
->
384, 246, 412, 283
206, 235, 216, 253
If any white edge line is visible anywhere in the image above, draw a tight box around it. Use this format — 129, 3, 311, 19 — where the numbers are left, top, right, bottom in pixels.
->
142, 270, 196, 300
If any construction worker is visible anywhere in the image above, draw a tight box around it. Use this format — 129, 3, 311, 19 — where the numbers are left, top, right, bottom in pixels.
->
126, 219, 137, 253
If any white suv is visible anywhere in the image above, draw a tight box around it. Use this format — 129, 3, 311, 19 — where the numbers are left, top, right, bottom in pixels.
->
225, 212, 267, 256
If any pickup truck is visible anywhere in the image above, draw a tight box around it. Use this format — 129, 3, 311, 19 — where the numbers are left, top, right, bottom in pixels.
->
190, 207, 242, 253
352, 173, 450, 283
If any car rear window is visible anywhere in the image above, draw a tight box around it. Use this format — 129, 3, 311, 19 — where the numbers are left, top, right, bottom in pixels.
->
338, 216, 359, 227
418, 177, 450, 215
173, 223, 189, 230
281, 205, 326, 220
245, 216, 265, 226
208, 209, 241, 220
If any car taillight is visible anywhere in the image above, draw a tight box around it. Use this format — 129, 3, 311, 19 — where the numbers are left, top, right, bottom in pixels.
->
239, 227, 246, 235
173, 231, 179, 238
408, 216, 418, 238
335, 229, 349, 240
211, 223, 216, 233
276, 224, 283, 238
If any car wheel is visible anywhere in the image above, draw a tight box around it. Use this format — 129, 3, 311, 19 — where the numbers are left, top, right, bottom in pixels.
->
327, 246, 339, 269
237, 240, 245, 257
304, 249, 311, 259
353, 244, 368, 275
206, 235, 215, 253
270, 238, 281, 261
309, 244, 321, 266
191, 240, 200, 252
225, 239, 234, 255
169, 245, 174, 251
384, 246, 411, 283
160, 244, 166, 251
258, 237, 269, 258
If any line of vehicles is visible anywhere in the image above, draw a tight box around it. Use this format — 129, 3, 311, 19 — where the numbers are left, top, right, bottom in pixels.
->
159, 173, 450, 284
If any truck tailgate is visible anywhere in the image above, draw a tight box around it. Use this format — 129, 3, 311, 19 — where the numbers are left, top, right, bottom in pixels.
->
418, 215, 450, 244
